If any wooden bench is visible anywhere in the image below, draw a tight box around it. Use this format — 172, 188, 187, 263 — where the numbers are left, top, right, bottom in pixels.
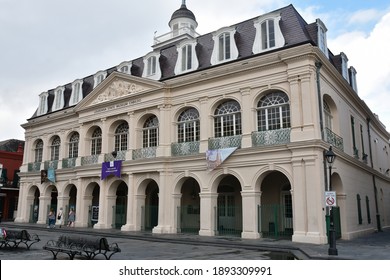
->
43, 235, 121, 260
0, 228, 40, 250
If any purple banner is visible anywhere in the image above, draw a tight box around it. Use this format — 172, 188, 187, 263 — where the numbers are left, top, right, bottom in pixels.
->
101, 160, 122, 180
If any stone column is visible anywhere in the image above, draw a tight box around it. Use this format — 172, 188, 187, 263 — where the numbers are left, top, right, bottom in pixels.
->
122, 173, 136, 231
240, 87, 253, 148
199, 192, 218, 236
241, 190, 261, 239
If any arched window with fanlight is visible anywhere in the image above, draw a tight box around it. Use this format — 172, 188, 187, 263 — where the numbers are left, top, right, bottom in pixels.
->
323, 100, 332, 130
50, 136, 61, 161
91, 127, 102, 155
178, 108, 200, 143
143, 116, 159, 148
35, 140, 43, 163
114, 122, 129, 151
68, 132, 79, 158
257, 92, 290, 131
214, 100, 242, 138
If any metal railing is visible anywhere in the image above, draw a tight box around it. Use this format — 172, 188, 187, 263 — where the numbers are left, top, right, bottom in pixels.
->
324, 128, 344, 151
132, 147, 157, 160
44, 160, 58, 170
208, 135, 242, 150
171, 141, 200, 156
62, 158, 76, 169
28, 162, 42, 172
252, 128, 291, 147
81, 154, 100, 166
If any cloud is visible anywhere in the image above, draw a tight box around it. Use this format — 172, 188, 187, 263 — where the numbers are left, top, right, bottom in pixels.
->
348, 8, 385, 25
329, 11, 390, 128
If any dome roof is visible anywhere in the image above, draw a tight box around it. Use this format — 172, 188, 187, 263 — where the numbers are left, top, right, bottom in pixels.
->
169, 2, 197, 26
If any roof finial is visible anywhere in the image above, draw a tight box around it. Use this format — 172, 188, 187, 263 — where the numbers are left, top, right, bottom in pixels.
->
182, 0, 186, 6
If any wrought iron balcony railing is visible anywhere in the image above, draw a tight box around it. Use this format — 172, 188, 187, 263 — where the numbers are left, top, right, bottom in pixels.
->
81, 154, 100, 166
208, 135, 242, 150
44, 160, 58, 170
252, 128, 291, 147
171, 141, 200, 156
132, 147, 157, 160
104, 151, 126, 162
28, 162, 42, 172
62, 158, 76, 169
324, 128, 344, 151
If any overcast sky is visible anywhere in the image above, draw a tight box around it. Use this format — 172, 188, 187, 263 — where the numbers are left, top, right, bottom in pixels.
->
1, 0, 390, 141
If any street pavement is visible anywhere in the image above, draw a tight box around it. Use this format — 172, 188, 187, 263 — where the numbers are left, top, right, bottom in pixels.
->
1, 221, 390, 260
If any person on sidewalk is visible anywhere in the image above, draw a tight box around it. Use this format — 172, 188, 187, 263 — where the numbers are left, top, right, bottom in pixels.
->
47, 208, 56, 228
57, 207, 64, 228
67, 208, 75, 227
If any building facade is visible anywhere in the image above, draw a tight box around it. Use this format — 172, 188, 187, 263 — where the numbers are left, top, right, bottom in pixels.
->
0, 139, 24, 221
16, 2, 390, 244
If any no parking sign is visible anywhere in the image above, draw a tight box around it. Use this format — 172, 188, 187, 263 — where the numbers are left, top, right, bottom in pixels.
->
325, 191, 337, 207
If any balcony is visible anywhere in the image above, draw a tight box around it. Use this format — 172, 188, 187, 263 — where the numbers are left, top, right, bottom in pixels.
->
208, 135, 242, 150
28, 162, 42, 172
324, 128, 344, 151
81, 154, 100, 166
104, 151, 126, 162
252, 128, 291, 147
171, 141, 200, 156
62, 158, 76, 169
153, 26, 199, 46
132, 147, 157, 160
44, 160, 58, 170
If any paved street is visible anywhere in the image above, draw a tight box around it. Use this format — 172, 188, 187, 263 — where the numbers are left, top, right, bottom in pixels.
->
1, 222, 390, 260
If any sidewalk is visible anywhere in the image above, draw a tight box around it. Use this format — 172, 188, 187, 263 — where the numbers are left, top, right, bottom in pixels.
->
2, 222, 390, 260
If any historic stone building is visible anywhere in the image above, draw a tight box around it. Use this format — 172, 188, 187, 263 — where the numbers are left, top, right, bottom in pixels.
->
16, 2, 390, 244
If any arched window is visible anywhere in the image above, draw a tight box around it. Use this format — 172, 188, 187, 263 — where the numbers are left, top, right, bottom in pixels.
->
91, 127, 102, 155
50, 136, 61, 161
114, 123, 129, 151
143, 116, 159, 148
68, 132, 79, 158
35, 140, 43, 163
257, 92, 290, 131
178, 108, 200, 143
214, 100, 241, 137
323, 100, 332, 130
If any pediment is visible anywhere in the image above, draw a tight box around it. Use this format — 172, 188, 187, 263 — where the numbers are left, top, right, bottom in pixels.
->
77, 72, 164, 110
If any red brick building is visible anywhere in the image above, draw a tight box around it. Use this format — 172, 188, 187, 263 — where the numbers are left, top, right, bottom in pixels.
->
0, 139, 24, 221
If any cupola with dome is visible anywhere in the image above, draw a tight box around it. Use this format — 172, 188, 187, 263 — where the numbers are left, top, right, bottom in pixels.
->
153, 1, 199, 49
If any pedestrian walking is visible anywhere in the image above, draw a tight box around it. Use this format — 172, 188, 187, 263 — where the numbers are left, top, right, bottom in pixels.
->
68, 208, 75, 227
57, 207, 64, 228
47, 208, 56, 228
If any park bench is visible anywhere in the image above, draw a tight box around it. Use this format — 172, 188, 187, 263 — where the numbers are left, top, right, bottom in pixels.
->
0, 228, 41, 250
43, 235, 121, 260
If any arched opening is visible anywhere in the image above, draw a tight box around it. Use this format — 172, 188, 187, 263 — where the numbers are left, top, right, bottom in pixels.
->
144, 181, 159, 231
260, 171, 293, 239
30, 187, 40, 223
180, 177, 200, 233
217, 175, 242, 236
114, 182, 128, 229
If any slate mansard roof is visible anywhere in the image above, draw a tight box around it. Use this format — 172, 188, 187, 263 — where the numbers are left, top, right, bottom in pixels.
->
29, 4, 347, 120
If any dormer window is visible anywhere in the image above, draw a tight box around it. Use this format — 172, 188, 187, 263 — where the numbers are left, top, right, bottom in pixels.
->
340, 52, 350, 82
316, 19, 329, 58
253, 14, 284, 54
349, 66, 358, 93
52, 86, 65, 111
93, 70, 107, 88
70, 79, 83, 106
117, 61, 132, 74
142, 52, 161, 80
37, 92, 48, 116
211, 27, 238, 65
174, 40, 198, 75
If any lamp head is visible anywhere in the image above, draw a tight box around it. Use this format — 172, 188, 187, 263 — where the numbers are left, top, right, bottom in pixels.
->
325, 146, 336, 165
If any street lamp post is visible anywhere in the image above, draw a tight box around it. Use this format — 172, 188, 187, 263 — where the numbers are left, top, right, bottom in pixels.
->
325, 146, 338, 256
